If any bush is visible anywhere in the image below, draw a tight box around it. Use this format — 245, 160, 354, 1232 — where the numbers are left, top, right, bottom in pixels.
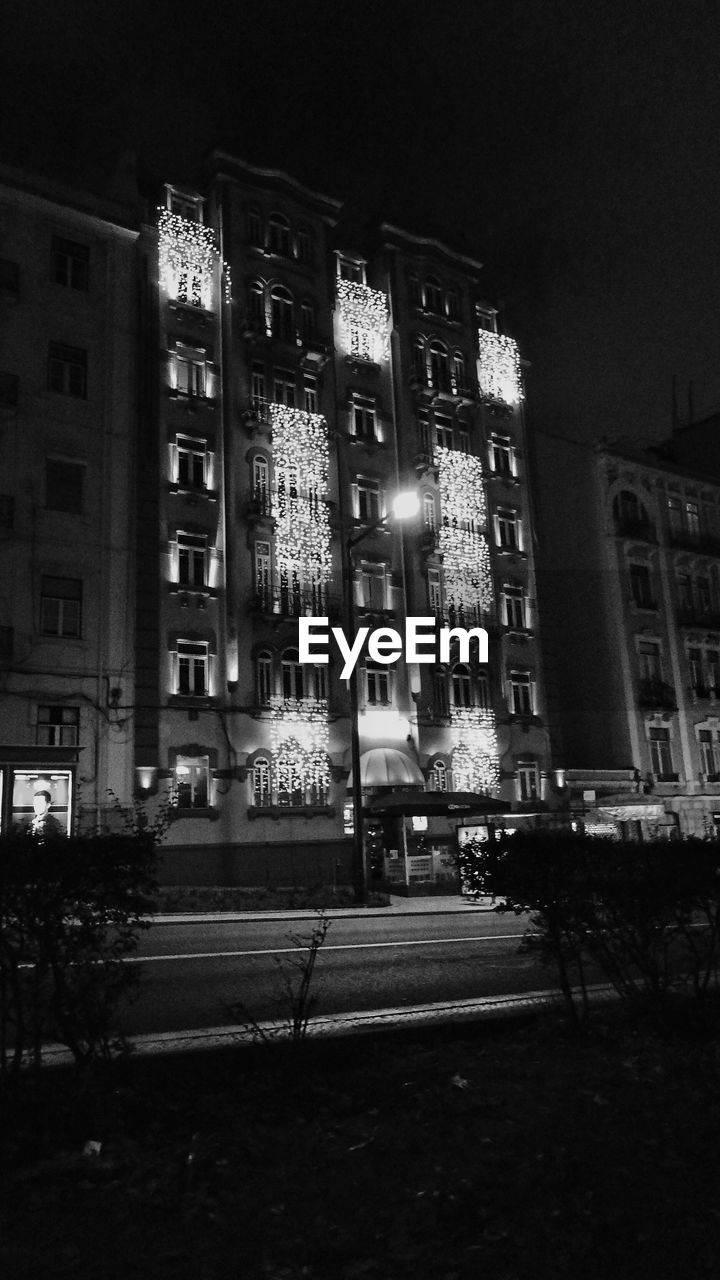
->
457, 831, 720, 1026
0, 829, 159, 1076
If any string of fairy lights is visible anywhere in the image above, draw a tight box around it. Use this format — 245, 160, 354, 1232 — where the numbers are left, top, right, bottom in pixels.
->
448, 707, 500, 794
269, 698, 331, 802
158, 209, 232, 307
435, 447, 494, 617
336, 278, 390, 362
267, 406, 332, 801
476, 332, 523, 406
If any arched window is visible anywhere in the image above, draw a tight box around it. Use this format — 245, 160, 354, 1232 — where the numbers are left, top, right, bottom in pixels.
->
451, 664, 473, 708
452, 351, 466, 394
309, 663, 328, 701
424, 276, 442, 313
423, 493, 436, 528
252, 455, 269, 508
271, 284, 294, 342
256, 650, 273, 705
253, 756, 271, 807
613, 489, 649, 533
431, 759, 448, 792
281, 648, 305, 700
268, 213, 291, 257
429, 340, 449, 392
300, 301, 316, 346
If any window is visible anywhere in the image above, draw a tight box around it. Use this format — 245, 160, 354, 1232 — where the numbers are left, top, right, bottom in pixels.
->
429, 340, 450, 392
253, 757, 271, 807
252, 455, 270, 507
359, 563, 386, 610
251, 361, 266, 409
177, 641, 209, 696
476, 306, 497, 333
435, 414, 454, 450
428, 567, 442, 614
648, 726, 674, 779
303, 375, 318, 413
365, 660, 390, 704
273, 369, 296, 406
423, 493, 437, 529
451, 664, 473, 708
502, 584, 526, 629
689, 647, 704, 693
37, 705, 79, 747
697, 576, 712, 615
356, 478, 382, 522
490, 434, 514, 476
300, 302, 316, 346
296, 226, 313, 264
407, 273, 422, 305
457, 425, 469, 454
268, 213, 291, 257
45, 459, 83, 514
175, 755, 210, 808
51, 235, 89, 290
248, 280, 266, 327
667, 496, 683, 536
256, 651, 273, 705
476, 672, 490, 709
425, 276, 442, 313
509, 671, 533, 715
177, 533, 207, 588
41, 576, 82, 638
277, 759, 304, 808
431, 760, 448, 792
699, 730, 718, 778
708, 649, 720, 693
517, 760, 539, 803
338, 256, 364, 283
311, 663, 328, 701
246, 207, 262, 245
496, 508, 520, 551
630, 563, 655, 609
175, 344, 206, 397
686, 501, 700, 537
281, 648, 305, 700
270, 285, 294, 341
351, 394, 377, 440
677, 572, 694, 611
434, 667, 449, 716
48, 343, 87, 398
168, 190, 201, 221
639, 641, 662, 682
451, 351, 466, 394
176, 436, 207, 488
445, 289, 460, 322
255, 540, 272, 606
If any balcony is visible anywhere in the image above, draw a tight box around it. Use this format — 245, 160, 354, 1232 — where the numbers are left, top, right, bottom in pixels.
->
637, 678, 677, 712
252, 584, 340, 621
615, 517, 656, 542
669, 528, 720, 556
677, 608, 720, 631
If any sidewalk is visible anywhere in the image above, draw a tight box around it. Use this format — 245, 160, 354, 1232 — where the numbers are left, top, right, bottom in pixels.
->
149, 893, 496, 925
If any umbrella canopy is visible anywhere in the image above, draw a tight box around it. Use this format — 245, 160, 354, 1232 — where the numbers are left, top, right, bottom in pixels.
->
366, 790, 507, 818
347, 748, 424, 788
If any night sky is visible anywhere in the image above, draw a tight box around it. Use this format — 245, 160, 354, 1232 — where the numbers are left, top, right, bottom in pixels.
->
3, 0, 720, 446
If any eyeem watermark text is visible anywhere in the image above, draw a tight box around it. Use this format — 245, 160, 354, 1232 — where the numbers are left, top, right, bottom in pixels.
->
299, 617, 488, 680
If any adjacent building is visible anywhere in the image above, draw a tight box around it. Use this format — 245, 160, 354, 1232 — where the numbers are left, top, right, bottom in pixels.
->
535, 422, 720, 838
0, 163, 139, 836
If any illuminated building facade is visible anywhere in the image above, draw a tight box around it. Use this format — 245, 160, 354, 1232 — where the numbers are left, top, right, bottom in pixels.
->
140, 155, 554, 885
0, 163, 139, 833
535, 424, 720, 838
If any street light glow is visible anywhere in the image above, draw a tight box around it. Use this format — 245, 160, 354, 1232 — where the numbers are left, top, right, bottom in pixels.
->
391, 490, 420, 520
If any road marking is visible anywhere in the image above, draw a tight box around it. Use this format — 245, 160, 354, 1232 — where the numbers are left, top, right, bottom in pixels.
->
125, 933, 525, 963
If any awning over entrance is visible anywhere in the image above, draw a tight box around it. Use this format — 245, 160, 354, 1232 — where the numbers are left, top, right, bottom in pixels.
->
347, 748, 424, 788
366, 789, 507, 818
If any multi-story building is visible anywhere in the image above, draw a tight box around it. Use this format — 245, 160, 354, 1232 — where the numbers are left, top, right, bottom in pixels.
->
0, 163, 139, 834
139, 153, 554, 886
535, 422, 720, 838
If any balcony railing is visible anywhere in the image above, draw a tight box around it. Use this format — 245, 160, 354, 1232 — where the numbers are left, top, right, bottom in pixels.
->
669, 528, 720, 556
677, 608, 720, 631
252, 584, 339, 619
615, 517, 656, 541
638, 678, 677, 711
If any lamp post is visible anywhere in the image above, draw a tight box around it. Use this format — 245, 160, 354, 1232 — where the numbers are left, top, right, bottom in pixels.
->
346, 489, 420, 904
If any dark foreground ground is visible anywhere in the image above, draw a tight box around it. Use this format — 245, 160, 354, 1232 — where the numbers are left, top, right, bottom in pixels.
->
3, 1006, 720, 1280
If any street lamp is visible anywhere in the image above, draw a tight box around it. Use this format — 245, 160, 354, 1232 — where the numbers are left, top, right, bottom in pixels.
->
346, 488, 420, 903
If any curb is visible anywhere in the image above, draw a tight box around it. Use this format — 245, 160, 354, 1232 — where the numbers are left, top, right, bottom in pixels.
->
36, 983, 617, 1067
147, 900, 496, 925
